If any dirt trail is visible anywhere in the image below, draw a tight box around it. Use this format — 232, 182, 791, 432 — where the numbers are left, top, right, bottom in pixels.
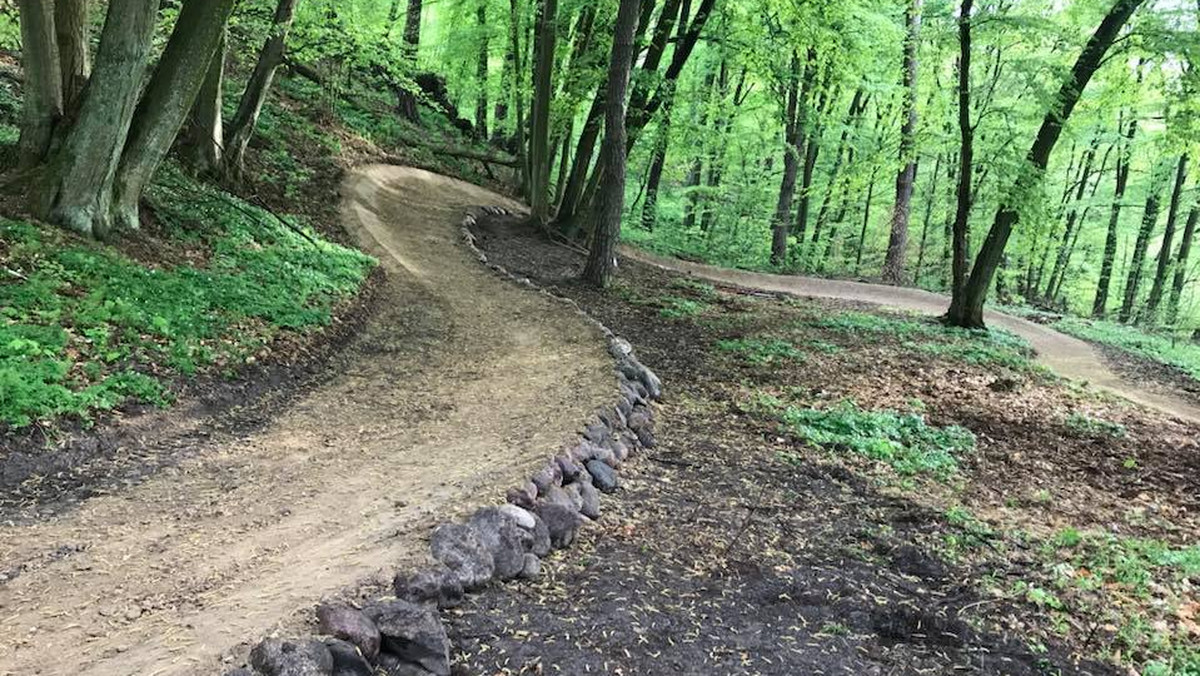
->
0, 165, 613, 676
623, 247, 1200, 424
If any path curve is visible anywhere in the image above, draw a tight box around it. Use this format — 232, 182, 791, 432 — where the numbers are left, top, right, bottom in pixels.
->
622, 246, 1200, 425
0, 166, 613, 675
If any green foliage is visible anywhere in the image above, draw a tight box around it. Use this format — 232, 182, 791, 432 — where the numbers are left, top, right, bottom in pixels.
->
658, 296, 708, 319
757, 396, 976, 478
0, 168, 375, 429
1054, 317, 1200, 382
811, 311, 1036, 369
716, 337, 806, 364
1063, 412, 1127, 439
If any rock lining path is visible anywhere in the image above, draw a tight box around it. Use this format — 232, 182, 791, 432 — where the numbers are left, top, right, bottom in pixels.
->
0, 166, 613, 675
623, 247, 1200, 424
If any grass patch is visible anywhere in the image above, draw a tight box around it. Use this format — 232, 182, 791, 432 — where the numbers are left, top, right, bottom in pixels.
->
1063, 412, 1127, 439
0, 166, 376, 429
752, 395, 976, 478
717, 337, 806, 365
658, 296, 708, 319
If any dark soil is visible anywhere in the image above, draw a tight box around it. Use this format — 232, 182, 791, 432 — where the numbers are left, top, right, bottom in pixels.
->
449, 214, 1200, 675
1091, 341, 1200, 410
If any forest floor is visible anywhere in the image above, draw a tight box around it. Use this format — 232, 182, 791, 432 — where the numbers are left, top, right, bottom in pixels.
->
0, 166, 613, 676
455, 214, 1200, 676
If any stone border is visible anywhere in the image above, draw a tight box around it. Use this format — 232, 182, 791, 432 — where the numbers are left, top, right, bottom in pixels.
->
228, 208, 663, 676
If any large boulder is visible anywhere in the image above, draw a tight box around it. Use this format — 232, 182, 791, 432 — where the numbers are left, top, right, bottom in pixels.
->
429, 523, 494, 590
316, 602, 380, 661
365, 600, 450, 676
393, 567, 464, 609
250, 638, 334, 676
324, 639, 373, 676
467, 507, 526, 580
535, 503, 583, 549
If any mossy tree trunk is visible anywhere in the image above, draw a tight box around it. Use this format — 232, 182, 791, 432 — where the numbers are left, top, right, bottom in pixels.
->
16, 0, 63, 169
55, 0, 90, 110
110, 0, 236, 233
881, 0, 921, 285
187, 31, 227, 176
528, 0, 558, 225
397, 0, 424, 123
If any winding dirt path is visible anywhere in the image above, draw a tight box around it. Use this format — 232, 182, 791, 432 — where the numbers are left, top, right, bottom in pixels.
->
0, 166, 613, 676
623, 247, 1200, 424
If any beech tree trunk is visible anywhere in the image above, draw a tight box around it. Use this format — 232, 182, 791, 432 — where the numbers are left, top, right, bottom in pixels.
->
948, 0, 973, 308
17, 0, 63, 168
1045, 139, 1099, 302
1168, 205, 1199, 323
397, 0, 424, 122
770, 54, 803, 267
528, 0, 558, 224
582, 0, 641, 287
224, 0, 299, 181
881, 0, 921, 285
188, 31, 226, 175
475, 3, 489, 140
1145, 154, 1188, 320
36, 0, 158, 239
54, 0, 90, 109
946, 0, 1144, 328
1094, 113, 1137, 317
110, 0, 236, 233
1119, 170, 1165, 323
641, 98, 674, 230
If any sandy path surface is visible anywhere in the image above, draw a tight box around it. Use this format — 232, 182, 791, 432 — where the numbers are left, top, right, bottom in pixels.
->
623, 247, 1200, 424
0, 166, 613, 676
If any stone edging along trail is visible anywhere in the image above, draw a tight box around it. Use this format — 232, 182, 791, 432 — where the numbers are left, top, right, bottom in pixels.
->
621, 246, 1200, 426
227, 205, 664, 676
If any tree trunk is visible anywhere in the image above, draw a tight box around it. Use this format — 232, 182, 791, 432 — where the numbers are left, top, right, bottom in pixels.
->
641, 97, 674, 230
1094, 114, 1137, 317
582, 0, 641, 287
855, 164, 883, 272
110, 0, 235, 233
1168, 205, 1199, 323
475, 3, 489, 140
770, 54, 803, 267
187, 30, 226, 176
797, 78, 834, 254
528, 0, 558, 224
1119, 170, 1165, 323
55, 0, 90, 110
509, 0, 529, 195
17, 0, 63, 168
224, 0, 298, 182
1045, 138, 1100, 302
881, 0, 921, 285
1145, 153, 1188, 321
946, 0, 1144, 328
813, 89, 866, 253
914, 152, 944, 282
396, 0, 424, 122
36, 0, 157, 238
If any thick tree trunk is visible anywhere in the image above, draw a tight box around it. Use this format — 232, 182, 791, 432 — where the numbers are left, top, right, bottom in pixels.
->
17, 0, 63, 168
110, 0, 235, 233
397, 0, 424, 122
54, 0, 89, 110
1119, 171, 1165, 323
946, 0, 1144, 328
881, 0, 921, 285
1094, 114, 1137, 317
475, 3, 489, 140
1145, 154, 1188, 320
770, 54, 803, 267
528, 0, 558, 224
582, 0, 641, 287
224, 0, 298, 182
1168, 206, 1199, 323
187, 31, 226, 176
36, 0, 157, 238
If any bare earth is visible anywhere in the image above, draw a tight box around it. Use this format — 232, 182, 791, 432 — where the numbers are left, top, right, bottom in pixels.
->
0, 165, 613, 676
623, 247, 1200, 425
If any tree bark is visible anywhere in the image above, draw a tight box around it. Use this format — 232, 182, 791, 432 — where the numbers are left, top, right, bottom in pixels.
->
1094, 113, 1137, 317
641, 97, 674, 230
1045, 138, 1100, 302
881, 0, 921, 285
770, 54, 803, 267
17, 0, 63, 168
36, 0, 157, 238
813, 89, 866, 255
528, 0, 558, 224
1145, 153, 1188, 320
54, 0, 89, 110
475, 3, 490, 140
110, 0, 235, 233
187, 30, 226, 176
582, 0, 641, 287
914, 152, 944, 282
1168, 205, 1199, 323
396, 0, 424, 122
224, 0, 298, 182
1119, 169, 1165, 323
946, 0, 1144, 328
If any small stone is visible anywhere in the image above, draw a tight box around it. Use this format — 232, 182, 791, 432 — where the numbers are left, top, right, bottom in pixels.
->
531, 462, 563, 493
224, 670, 255, 676
316, 602, 380, 660
586, 460, 619, 493
621, 430, 640, 451
529, 513, 552, 557
628, 409, 652, 433
562, 483, 585, 511
429, 523, 494, 590
535, 503, 583, 549
578, 474, 601, 519
365, 600, 450, 676
542, 485, 576, 511
591, 444, 618, 468
634, 426, 656, 449
467, 507, 526, 580
250, 638, 333, 676
583, 423, 610, 445
393, 567, 464, 609
555, 453, 583, 482
506, 482, 537, 509
519, 553, 542, 579
324, 639, 372, 676
612, 439, 630, 462
498, 504, 536, 530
